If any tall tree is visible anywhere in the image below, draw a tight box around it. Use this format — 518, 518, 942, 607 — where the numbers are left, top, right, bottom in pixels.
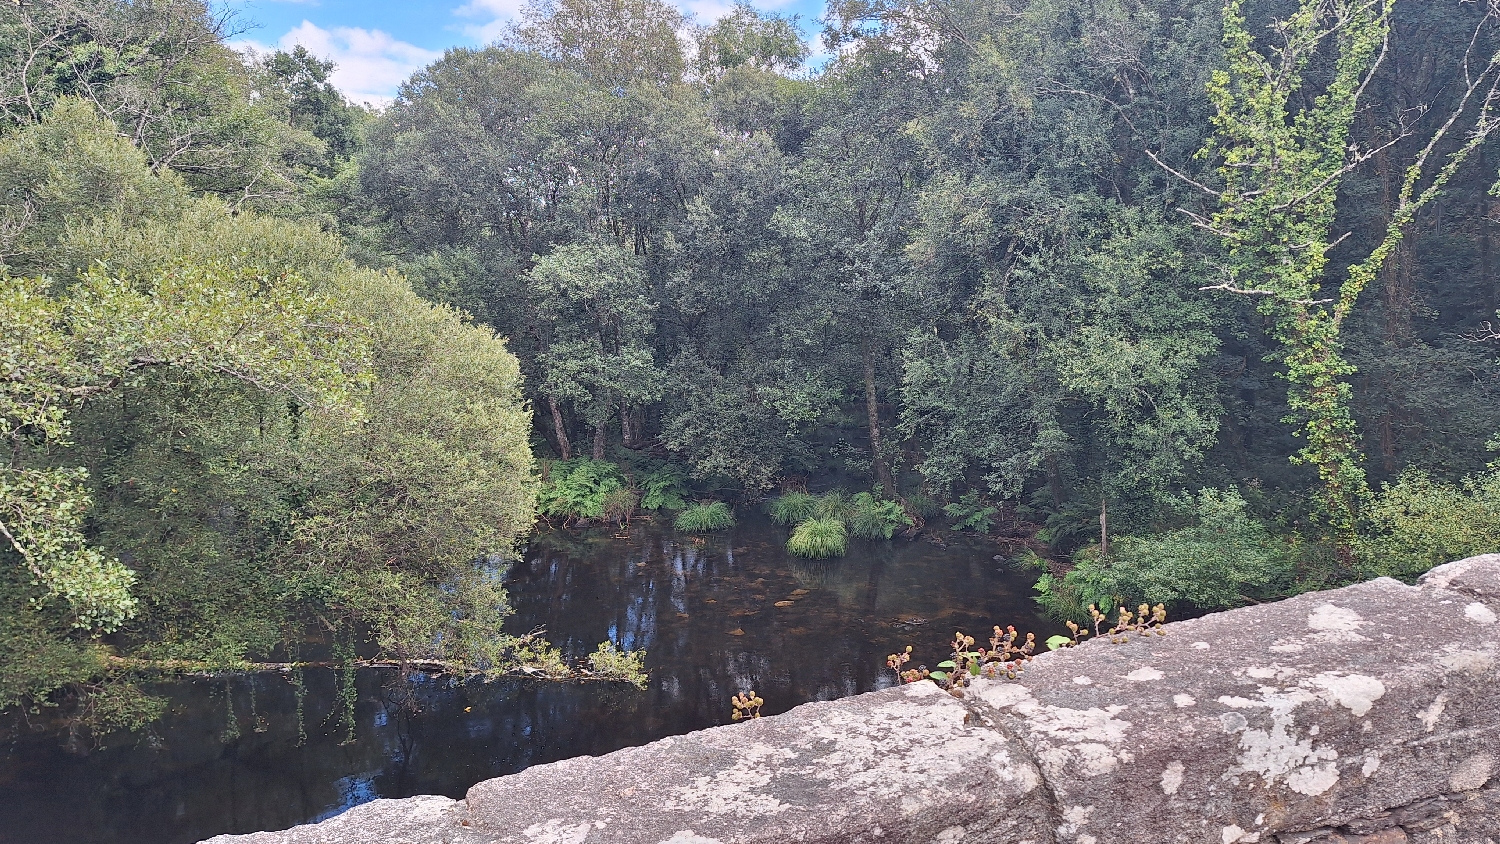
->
256, 45, 365, 172
1192, 0, 1500, 535
0, 0, 324, 206
514, 0, 686, 87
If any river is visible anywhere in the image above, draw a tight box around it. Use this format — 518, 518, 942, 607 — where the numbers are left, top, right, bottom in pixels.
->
0, 512, 1054, 844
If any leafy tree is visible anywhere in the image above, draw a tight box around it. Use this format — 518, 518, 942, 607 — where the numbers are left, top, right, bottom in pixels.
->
1191, 0, 1500, 535
340, 0, 1500, 602
513, 0, 686, 87
529, 238, 663, 458
0, 97, 541, 721
1035, 489, 1297, 620
256, 45, 366, 171
694, 4, 808, 79
1354, 468, 1500, 580
0, 98, 187, 273
2, 256, 366, 628
0, 0, 324, 205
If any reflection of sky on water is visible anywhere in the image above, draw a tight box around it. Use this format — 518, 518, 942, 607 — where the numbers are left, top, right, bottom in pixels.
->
314, 775, 379, 823
0, 512, 1056, 844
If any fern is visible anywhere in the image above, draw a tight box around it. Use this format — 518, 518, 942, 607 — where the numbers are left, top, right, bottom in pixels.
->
944, 492, 997, 534
537, 459, 625, 520
640, 464, 689, 511
848, 492, 912, 540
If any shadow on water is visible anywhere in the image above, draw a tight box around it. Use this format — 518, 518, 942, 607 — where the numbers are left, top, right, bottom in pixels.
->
0, 512, 1056, 844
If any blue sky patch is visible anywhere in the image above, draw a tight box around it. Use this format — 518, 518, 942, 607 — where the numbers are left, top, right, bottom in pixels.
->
223, 0, 828, 106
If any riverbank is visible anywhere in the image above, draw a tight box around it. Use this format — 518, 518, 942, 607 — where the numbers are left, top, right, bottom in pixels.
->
0, 515, 1051, 844
206, 554, 1500, 844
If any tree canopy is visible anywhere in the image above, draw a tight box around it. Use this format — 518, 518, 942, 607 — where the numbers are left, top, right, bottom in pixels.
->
346, 0, 1500, 609
5, 0, 1500, 728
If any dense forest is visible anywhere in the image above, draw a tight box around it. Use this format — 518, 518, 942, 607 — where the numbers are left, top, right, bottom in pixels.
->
3, 0, 1500, 734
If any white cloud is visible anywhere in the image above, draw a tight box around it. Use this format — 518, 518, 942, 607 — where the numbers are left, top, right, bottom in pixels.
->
454, 0, 525, 44
454, 0, 802, 45
681, 0, 737, 23
235, 1, 826, 103
246, 20, 443, 107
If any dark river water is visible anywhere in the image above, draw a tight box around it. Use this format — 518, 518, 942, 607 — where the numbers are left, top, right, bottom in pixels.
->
0, 513, 1055, 844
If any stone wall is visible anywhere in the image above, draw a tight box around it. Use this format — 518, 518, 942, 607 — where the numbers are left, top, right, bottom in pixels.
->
206, 554, 1500, 844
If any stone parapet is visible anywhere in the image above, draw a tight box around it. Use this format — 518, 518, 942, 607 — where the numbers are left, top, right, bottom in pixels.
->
205, 554, 1500, 844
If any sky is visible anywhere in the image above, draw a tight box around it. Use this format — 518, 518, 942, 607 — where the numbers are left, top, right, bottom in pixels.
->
224, 0, 829, 107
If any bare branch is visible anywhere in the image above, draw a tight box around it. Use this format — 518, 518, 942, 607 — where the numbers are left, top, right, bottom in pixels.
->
1198, 283, 1280, 296
1045, 83, 1224, 197
1268, 131, 1412, 213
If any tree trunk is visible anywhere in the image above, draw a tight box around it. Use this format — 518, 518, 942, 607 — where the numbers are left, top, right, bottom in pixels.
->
593, 420, 607, 461
1484, 146, 1497, 317
548, 397, 571, 460
1098, 498, 1109, 558
862, 343, 895, 498
1046, 455, 1064, 509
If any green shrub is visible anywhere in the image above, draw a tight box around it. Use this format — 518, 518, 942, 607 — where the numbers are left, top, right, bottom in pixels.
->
586, 641, 648, 689
601, 487, 639, 522
944, 492, 997, 534
674, 501, 735, 532
1035, 488, 1295, 622
848, 492, 913, 540
537, 459, 625, 520
788, 517, 848, 558
1035, 499, 1103, 549
640, 464, 690, 511
904, 491, 940, 519
813, 489, 853, 521
1355, 468, 1500, 580
767, 491, 816, 525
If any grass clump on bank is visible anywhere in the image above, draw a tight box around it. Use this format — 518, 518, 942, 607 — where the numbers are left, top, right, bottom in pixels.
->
771, 490, 911, 557
813, 490, 852, 521
767, 491, 816, 525
788, 517, 848, 559
674, 501, 735, 532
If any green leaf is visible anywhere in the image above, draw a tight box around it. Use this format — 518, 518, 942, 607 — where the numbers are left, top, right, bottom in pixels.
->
1046, 635, 1072, 651
927, 670, 948, 681
935, 660, 957, 669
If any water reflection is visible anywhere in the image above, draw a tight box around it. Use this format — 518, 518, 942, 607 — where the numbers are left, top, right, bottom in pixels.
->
0, 513, 1054, 844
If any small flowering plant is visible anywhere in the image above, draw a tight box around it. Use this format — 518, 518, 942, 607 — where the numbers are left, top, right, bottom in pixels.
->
1090, 603, 1168, 644
730, 690, 764, 721
888, 625, 1038, 694
886, 645, 925, 684
888, 606, 1166, 695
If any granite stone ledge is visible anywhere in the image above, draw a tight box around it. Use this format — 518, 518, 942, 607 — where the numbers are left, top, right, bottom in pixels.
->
966, 555, 1500, 844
